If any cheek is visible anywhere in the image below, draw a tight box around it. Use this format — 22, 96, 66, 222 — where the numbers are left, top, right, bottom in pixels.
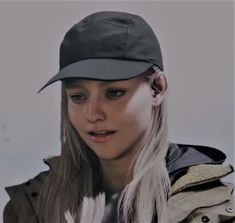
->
67, 105, 82, 131
129, 105, 152, 131
124, 91, 152, 128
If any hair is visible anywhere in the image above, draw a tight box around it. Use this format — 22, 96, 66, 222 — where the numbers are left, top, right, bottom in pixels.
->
36, 66, 171, 223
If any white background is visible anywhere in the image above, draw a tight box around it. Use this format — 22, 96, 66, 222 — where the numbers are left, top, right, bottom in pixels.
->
0, 1, 234, 221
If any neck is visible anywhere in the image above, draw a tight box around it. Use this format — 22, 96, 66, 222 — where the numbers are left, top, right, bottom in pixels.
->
99, 128, 152, 193
100, 156, 135, 193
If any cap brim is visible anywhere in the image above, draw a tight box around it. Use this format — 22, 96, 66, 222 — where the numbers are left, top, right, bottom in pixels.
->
38, 58, 154, 92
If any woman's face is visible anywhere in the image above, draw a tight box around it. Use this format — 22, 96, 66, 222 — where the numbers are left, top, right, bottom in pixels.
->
65, 77, 155, 161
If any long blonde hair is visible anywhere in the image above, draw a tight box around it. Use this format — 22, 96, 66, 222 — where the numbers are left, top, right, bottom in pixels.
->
36, 66, 171, 222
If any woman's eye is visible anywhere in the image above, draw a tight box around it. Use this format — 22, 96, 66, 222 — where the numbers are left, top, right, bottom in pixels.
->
69, 90, 125, 103
70, 94, 86, 104
106, 90, 126, 99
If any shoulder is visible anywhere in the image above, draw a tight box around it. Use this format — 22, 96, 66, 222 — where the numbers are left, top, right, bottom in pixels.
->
3, 171, 47, 223
168, 143, 235, 223
168, 181, 235, 223
3, 156, 58, 223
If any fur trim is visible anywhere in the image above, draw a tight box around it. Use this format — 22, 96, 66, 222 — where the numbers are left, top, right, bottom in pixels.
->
171, 164, 233, 194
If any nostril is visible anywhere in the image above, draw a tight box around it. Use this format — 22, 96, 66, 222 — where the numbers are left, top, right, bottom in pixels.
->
85, 104, 106, 122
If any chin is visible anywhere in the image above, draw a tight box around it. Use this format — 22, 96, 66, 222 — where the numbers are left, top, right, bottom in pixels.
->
94, 152, 121, 161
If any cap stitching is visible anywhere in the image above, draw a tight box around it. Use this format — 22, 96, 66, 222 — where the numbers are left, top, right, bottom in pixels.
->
79, 20, 130, 29
123, 26, 129, 58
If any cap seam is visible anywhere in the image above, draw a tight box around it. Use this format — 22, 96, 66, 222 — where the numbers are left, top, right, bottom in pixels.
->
123, 26, 129, 58
80, 20, 130, 29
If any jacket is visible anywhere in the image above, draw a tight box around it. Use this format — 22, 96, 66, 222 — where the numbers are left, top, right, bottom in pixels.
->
3, 143, 235, 223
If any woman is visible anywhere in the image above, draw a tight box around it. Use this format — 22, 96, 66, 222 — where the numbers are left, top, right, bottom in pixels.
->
4, 11, 234, 223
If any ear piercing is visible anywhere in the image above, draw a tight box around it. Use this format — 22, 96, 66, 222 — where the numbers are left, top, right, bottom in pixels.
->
151, 80, 161, 94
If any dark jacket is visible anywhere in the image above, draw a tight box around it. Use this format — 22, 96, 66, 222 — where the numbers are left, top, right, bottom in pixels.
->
3, 143, 235, 222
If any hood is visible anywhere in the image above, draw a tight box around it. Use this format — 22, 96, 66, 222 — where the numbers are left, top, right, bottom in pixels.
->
166, 143, 227, 184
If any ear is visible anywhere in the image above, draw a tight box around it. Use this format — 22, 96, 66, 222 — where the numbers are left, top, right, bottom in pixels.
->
151, 74, 168, 107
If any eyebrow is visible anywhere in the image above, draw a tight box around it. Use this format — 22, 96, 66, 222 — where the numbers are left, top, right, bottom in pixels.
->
65, 80, 122, 89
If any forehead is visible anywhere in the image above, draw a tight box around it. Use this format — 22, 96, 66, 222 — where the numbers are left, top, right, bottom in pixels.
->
64, 77, 145, 89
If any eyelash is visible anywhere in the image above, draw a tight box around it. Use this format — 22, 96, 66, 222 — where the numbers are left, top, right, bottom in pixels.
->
70, 89, 126, 104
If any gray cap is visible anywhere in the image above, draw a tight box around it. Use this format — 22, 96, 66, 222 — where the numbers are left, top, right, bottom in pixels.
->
39, 11, 163, 92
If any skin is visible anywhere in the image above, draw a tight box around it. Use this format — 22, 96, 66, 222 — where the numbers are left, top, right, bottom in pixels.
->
65, 74, 167, 192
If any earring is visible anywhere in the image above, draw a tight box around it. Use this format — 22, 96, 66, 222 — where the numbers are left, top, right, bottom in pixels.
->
151, 80, 161, 95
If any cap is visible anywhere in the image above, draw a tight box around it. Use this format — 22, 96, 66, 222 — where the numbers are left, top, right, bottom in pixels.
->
39, 11, 163, 92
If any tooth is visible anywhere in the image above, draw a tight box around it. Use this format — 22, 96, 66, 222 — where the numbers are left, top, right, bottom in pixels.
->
94, 131, 109, 136
96, 131, 107, 134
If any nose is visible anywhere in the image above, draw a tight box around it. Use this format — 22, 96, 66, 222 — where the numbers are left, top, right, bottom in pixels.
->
85, 97, 106, 123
